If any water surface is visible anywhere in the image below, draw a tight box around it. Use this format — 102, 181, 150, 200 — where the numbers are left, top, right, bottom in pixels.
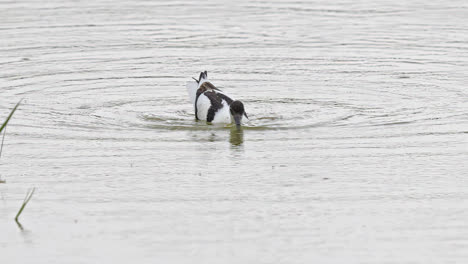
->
1, 0, 467, 263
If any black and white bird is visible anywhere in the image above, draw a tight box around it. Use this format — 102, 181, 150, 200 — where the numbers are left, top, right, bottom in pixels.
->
186, 71, 248, 126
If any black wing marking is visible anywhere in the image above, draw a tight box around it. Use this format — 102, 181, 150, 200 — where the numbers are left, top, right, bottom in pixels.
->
204, 91, 223, 122
197, 71, 208, 83
193, 71, 208, 84
194, 82, 224, 120
203, 91, 234, 122
217, 93, 233, 105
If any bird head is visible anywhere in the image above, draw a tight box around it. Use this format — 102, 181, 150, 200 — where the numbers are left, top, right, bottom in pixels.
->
230, 100, 248, 127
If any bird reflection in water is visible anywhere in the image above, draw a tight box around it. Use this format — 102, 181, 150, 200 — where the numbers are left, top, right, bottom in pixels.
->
229, 126, 244, 146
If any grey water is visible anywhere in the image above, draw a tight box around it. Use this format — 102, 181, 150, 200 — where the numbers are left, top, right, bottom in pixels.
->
1, 0, 467, 263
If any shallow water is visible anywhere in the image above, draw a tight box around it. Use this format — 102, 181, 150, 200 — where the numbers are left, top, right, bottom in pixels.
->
1, 0, 467, 263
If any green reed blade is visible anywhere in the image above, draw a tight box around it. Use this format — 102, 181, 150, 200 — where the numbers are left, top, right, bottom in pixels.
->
0, 100, 22, 134
15, 187, 35, 222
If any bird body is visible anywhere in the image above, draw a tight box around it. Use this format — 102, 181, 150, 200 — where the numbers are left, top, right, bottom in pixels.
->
186, 71, 247, 126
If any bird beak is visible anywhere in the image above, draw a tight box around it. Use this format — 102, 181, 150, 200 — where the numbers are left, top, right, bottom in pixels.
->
244, 112, 249, 120
233, 113, 242, 127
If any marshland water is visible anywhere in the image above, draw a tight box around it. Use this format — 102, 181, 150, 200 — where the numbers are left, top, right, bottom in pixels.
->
1, 0, 468, 263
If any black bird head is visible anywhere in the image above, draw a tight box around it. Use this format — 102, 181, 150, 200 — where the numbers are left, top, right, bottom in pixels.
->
230, 100, 248, 127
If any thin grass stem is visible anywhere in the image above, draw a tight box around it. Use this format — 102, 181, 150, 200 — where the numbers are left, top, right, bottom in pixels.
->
0, 100, 22, 134
15, 187, 35, 222
0, 125, 7, 159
